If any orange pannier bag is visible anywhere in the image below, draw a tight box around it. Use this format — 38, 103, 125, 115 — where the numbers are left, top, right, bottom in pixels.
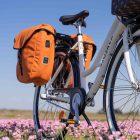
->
14, 24, 56, 86
70, 34, 96, 69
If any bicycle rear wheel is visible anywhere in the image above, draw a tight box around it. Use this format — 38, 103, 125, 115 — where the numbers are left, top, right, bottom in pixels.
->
33, 48, 79, 139
104, 37, 140, 138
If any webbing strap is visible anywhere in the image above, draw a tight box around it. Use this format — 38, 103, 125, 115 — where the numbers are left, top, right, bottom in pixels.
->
18, 49, 23, 75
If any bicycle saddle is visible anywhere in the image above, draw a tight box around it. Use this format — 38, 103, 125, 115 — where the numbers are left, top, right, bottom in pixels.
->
59, 10, 89, 26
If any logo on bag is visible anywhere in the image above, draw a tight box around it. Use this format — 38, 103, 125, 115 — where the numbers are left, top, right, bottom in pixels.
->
43, 57, 48, 64
45, 40, 50, 48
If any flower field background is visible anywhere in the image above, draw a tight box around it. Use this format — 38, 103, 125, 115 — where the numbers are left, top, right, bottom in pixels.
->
0, 110, 140, 140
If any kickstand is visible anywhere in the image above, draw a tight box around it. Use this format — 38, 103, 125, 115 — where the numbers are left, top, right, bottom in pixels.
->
82, 111, 92, 126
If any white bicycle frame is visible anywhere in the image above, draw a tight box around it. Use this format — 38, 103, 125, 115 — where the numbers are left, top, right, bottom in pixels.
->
80, 18, 140, 102
44, 17, 140, 104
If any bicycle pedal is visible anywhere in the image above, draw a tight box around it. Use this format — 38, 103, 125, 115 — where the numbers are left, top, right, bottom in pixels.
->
67, 119, 75, 124
67, 119, 80, 126
60, 119, 80, 126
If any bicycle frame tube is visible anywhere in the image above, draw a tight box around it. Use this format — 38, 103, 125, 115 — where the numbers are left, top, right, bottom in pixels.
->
46, 18, 125, 101
48, 19, 125, 96
77, 25, 87, 91
45, 61, 64, 89
82, 19, 125, 76
73, 18, 126, 98
84, 18, 126, 101
42, 18, 140, 105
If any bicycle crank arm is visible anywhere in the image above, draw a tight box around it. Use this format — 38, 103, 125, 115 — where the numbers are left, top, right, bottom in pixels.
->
72, 99, 80, 125
68, 88, 86, 126
60, 118, 79, 125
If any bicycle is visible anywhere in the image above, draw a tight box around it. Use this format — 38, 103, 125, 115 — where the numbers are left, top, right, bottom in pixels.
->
33, 10, 140, 139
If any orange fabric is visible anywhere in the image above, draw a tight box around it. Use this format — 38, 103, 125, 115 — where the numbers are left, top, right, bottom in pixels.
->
59, 110, 66, 120
65, 63, 74, 88
14, 24, 55, 86
70, 34, 96, 70
14, 24, 55, 49
66, 34, 96, 88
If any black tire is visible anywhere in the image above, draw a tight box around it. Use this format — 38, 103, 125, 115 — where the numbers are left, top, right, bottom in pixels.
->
104, 37, 140, 137
33, 48, 80, 139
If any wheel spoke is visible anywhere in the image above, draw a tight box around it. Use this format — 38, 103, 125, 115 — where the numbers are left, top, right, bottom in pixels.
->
130, 47, 140, 67
33, 51, 77, 139
105, 40, 140, 136
105, 85, 133, 92
117, 92, 138, 112
116, 77, 132, 82
118, 70, 131, 84
113, 85, 133, 91
46, 100, 70, 112
113, 92, 135, 104
119, 94, 139, 134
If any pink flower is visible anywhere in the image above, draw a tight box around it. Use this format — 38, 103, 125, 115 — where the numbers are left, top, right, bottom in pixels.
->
1, 137, 10, 140
112, 131, 121, 137
0, 119, 139, 139
108, 135, 114, 140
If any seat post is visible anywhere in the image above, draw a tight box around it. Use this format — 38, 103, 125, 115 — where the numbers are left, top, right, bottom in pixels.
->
75, 19, 83, 34
77, 23, 82, 35
76, 21, 87, 92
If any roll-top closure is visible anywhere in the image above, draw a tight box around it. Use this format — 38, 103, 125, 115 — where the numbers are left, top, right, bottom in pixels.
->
14, 24, 55, 50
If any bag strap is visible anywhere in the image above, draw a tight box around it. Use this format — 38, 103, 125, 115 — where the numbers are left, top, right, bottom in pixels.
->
83, 41, 96, 59
18, 49, 23, 75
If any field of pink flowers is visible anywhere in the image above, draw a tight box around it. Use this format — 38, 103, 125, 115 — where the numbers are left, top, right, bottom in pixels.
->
0, 119, 140, 140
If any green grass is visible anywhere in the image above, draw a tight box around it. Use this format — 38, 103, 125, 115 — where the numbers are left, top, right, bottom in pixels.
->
0, 109, 33, 119
0, 109, 139, 121
0, 109, 106, 120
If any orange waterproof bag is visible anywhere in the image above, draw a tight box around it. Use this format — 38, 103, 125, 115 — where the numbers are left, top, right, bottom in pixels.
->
71, 34, 96, 69
14, 24, 56, 86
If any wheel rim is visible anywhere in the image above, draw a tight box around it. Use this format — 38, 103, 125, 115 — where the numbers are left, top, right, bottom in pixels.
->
106, 41, 140, 137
